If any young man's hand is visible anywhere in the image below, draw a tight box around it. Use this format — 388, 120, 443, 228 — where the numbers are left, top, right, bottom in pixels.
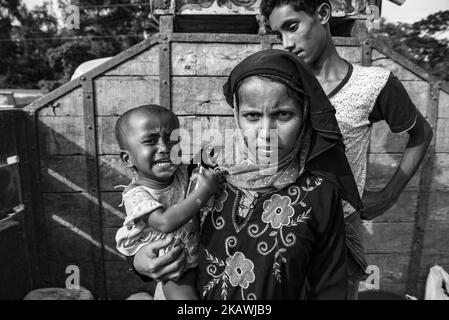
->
360, 189, 396, 220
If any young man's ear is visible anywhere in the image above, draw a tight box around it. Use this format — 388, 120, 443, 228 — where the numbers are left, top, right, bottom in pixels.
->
120, 150, 134, 168
317, 2, 331, 25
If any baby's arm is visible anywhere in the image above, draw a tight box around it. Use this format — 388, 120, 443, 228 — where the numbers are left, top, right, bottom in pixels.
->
145, 170, 223, 233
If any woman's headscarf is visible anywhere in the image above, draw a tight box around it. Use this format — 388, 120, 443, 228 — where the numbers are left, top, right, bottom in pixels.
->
221, 49, 363, 213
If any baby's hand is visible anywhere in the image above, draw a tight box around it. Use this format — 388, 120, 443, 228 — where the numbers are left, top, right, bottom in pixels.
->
192, 169, 226, 197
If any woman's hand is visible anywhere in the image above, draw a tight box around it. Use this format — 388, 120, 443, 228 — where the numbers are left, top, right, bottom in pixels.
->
133, 237, 187, 282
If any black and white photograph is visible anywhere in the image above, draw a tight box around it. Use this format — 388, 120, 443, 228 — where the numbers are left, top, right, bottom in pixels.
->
0, 0, 448, 302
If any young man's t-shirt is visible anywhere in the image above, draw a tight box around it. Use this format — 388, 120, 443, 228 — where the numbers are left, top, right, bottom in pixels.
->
328, 62, 418, 218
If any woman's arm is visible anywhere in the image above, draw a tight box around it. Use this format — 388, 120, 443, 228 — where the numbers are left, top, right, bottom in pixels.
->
132, 238, 188, 282
307, 182, 348, 300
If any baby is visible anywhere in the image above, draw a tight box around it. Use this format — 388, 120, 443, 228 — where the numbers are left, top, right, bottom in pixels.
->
114, 104, 224, 299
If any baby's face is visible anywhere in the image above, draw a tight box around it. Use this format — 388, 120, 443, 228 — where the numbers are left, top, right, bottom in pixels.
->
124, 114, 180, 183
237, 76, 303, 163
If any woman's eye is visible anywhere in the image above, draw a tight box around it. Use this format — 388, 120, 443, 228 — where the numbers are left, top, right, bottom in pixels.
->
276, 111, 293, 121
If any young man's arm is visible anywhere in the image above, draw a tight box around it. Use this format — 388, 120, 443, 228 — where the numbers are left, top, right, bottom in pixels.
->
362, 74, 433, 220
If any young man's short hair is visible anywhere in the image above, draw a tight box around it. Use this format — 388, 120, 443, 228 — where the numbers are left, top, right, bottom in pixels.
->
260, 0, 331, 19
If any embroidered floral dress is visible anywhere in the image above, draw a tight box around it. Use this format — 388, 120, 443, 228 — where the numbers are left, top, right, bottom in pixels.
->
197, 173, 347, 300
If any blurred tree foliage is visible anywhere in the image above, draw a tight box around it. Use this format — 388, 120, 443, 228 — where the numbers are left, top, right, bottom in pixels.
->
375, 11, 449, 82
0, 0, 58, 88
0, 0, 158, 91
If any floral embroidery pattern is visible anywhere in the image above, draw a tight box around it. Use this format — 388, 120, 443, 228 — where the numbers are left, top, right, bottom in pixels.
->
225, 252, 255, 289
262, 194, 294, 229
202, 237, 256, 299
247, 177, 322, 283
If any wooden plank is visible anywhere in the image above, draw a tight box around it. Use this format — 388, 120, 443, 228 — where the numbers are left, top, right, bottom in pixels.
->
366, 154, 421, 191
401, 81, 429, 116
97, 117, 119, 155
24, 80, 83, 115
26, 112, 50, 287
422, 222, 449, 254
103, 227, 126, 262
37, 116, 85, 155
0, 111, 18, 162
47, 227, 94, 262
406, 80, 439, 295
99, 155, 133, 192
372, 50, 423, 81
336, 46, 361, 64
428, 191, 449, 222
14, 110, 41, 287
105, 261, 156, 300
101, 192, 126, 228
82, 77, 106, 298
0, 219, 33, 299
172, 77, 232, 115
439, 90, 449, 119
43, 193, 91, 230
104, 46, 159, 76
24, 35, 161, 115
361, 40, 372, 67
430, 153, 449, 191
369, 121, 409, 154
159, 16, 173, 110
40, 156, 87, 192
371, 38, 431, 82
94, 76, 160, 116
37, 88, 83, 116
436, 119, 449, 152
362, 222, 414, 254
171, 42, 262, 76
172, 33, 270, 44
333, 37, 361, 46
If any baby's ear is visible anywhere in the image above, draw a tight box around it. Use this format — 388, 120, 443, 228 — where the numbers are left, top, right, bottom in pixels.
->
120, 150, 134, 168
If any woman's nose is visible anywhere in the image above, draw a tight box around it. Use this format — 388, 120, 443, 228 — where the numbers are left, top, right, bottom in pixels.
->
259, 118, 275, 141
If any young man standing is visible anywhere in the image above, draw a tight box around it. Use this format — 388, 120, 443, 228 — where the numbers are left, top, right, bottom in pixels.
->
260, 0, 433, 299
